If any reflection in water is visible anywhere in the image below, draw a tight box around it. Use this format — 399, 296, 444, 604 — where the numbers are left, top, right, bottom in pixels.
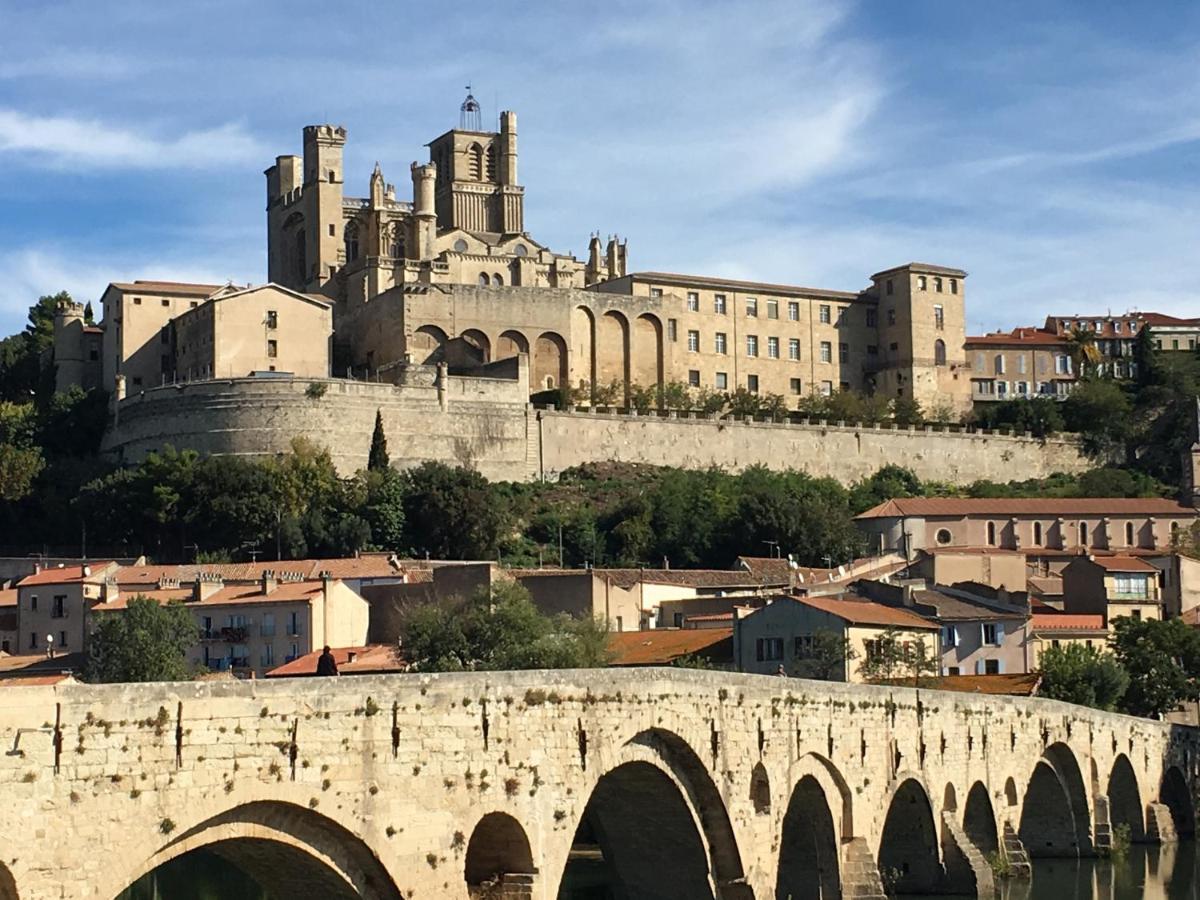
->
994, 842, 1199, 900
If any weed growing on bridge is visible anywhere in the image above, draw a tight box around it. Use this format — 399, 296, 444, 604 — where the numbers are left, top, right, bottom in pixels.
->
986, 851, 1014, 878
322, 779, 331, 791
504, 777, 520, 797
386, 826, 396, 838
20, 772, 36, 783
159, 818, 175, 835
130, 788, 141, 799
1110, 824, 1132, 859
451, 831, 465, 850
364, 697, 381, 716
426, 854, 438, 869
524, 689, 547, 706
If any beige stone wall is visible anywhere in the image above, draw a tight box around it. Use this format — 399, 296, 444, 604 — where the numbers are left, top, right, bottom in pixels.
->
101, 286, 208, 393
536, 410, 1094, 487
0, 669, 1191, 899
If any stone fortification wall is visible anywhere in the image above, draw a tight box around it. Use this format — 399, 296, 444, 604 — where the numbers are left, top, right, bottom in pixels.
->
536, 409, 1093, 485
102, 374, 1094, 485
101, 369, 536, 481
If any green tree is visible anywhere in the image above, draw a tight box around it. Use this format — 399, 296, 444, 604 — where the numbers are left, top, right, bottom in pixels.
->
0, 292, 70, 402
849, 465, 923, 516
84, 597, 200, 683
791, 629, 856, 681
402, 461, 507, 559
858, 628, 906, 682
973, 397, 1064, 438
368, 409, 390, 472
362, 468, 406, 550
1037, 643, 1129, 711
1062, 379, 1133, 459
891, 397, 925, 427
1066, 326, 1102, 378
1111, 617, 1200, 718
1133, 324, 1165, 390
902, 636, 941, 686
401, 581, 610, 672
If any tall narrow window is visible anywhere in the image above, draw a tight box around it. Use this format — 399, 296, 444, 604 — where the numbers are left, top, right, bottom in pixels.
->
267, 340, 278, 358
934, 305, 944, 330
986, 522, 997, 546
468, 143, 484, 181
485, 144, 496, 181
1125, 522, 1135, 546
1033, 522, 1043, 546
344, 222, 359, 262
478, 273, 490, 287
1079, 522, 1088, 546
934, 339, 946, 366
714, 294, 727, 314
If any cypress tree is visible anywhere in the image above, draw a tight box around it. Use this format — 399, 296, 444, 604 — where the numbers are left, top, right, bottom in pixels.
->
368, 409, 390, 471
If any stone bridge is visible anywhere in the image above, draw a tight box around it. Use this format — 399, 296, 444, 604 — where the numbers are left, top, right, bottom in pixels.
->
0, 669, 1195, 899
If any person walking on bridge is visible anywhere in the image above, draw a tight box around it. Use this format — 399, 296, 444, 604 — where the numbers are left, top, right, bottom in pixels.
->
316, 646, 339, 676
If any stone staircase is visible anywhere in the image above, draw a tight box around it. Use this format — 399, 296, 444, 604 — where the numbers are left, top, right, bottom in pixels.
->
941, 811, 996, 897
840, 837, 887, 899
1001, 822, 1033, 878
1146, 801, 1179, 844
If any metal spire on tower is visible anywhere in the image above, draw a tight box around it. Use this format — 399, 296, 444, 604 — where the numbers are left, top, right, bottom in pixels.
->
460, 86, 481, 131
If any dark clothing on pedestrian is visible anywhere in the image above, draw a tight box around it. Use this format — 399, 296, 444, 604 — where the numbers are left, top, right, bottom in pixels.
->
316, 650, 339, 676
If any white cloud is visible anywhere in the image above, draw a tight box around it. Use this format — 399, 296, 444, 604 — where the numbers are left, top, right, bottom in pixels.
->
0, 110, 265, 169
0, 247, 259, 334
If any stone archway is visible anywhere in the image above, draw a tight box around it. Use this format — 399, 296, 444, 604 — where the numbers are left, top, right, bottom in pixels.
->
556, 728, 746, 899
1161, 766, 1196, 838
1107, 754, 1146, 842
1019, 742, 1092, 857
111, 801, 402, 900
411, 324, 448, 365
465, 811, 536, 898
460, 329, 491, 364
878, 778, 942, 894
497, 329, 530, 361
632, 313, 663, 392
595, 310, 630, 398
962, 782, 999, 855
775, 774, 840, 900
569, 306, 595, 396
533, 332, 568, 392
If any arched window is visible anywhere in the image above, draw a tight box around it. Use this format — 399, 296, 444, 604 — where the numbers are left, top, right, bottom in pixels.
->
478, 273, 490, 287
934, 339, 947, 366
485, 144, 496, 181
468, 143, 483, 181
1033, 522, 1043, 546
1079, 522, 1089, 546
344, 221, 359, 263
986, 522, 996, 546
493, 273, 504, 287
389, 225, 405, 260
327, 169, 336, 183
1125, 522, 1135, 546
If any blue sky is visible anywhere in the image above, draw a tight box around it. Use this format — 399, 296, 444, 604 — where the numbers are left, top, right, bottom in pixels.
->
1, 0, 1198, 336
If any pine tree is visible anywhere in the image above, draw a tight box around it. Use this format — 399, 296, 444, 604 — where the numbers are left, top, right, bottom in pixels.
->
368, 409, 389, 471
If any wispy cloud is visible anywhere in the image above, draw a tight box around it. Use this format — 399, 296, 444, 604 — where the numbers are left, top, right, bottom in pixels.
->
0, 110, 265, 169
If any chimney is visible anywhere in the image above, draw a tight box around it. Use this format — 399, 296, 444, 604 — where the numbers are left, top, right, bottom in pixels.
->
902, 584, 916, 607
100, 578, 118, 604
347, 650, 358, 664
261, 569, 278, 596
191, 573, 224, 602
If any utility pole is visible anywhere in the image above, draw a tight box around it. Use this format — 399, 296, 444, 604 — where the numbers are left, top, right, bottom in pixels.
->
558, 524, 564, 569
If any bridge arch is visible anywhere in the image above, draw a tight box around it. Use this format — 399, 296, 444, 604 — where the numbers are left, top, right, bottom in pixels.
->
109, 800, 402, 900
0, 862, 15, 900
750, 762, 771, 815
460, 328, 491, 364
1106, 754, 1145, 842
555, 727, 745, 899
1160, 765, 1196, 838
775, 773, 840, 900
1019, 742, 1092, 857
569, 306, 595, 394
878, 776, 942, 894
464, 811, 535, 897
962, 782, 999, 855
497, 329, 529, 359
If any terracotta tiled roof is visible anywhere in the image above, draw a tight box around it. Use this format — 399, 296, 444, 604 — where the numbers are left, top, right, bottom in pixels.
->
92, 580, 329, 611
607, 628, 733, 666
1083, 556, 1158, 573
593, 568, 782, 590
965, 329, 1067, 347
789, 595, 938, 629
17, 562, 116, 586
629, 271, 859, 301
685, 612, 736, 623
855, 497, 1196, 519
1029, 613, 1106, 632
265, 645, 406, 678
908, 589, 1025, 622
1140, 312, 1200, 326
0, 588, 16, 608
108, 280, 223, 296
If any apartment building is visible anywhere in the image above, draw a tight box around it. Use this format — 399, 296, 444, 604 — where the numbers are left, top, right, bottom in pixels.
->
963, 328, 1074, 402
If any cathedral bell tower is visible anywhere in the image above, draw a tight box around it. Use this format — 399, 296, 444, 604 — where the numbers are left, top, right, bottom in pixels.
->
426, 90, 524, 236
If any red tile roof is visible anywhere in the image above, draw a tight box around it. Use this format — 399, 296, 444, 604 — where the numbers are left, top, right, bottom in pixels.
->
265, 645, 406, 677
17, 562, 116, 586
92, 580, 329, 611
789, 595, 938, 629
1140, 312, 1200, 326
856, 497, 1195, 518
881, 673, 1042, 696
965, 329, 1067, 347
0, 589, 16, 608
1029, 613, 1106, 632
607, 628, 733, 666
1084, 556, 1158, 573
108, 280, 223, 296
